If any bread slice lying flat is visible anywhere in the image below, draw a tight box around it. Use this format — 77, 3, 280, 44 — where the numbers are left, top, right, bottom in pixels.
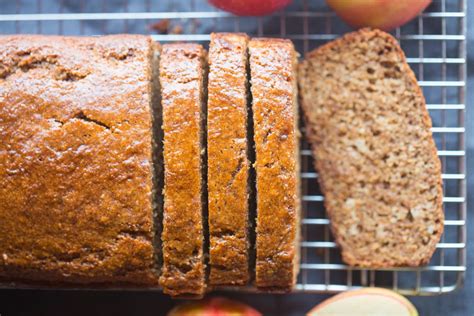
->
207, 33, 251, 286
159, 44, 207, 297
298, 28, 444, 267
249, 38, 300, 290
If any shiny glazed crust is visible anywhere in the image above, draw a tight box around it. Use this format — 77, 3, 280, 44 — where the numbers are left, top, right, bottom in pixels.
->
159, 43, 207, 297
0, 35, 160, 285
249, 38, 300, 291
207, 33, 251, 286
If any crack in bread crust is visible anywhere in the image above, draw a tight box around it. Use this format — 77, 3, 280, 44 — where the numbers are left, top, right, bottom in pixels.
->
0, 35, 160, 285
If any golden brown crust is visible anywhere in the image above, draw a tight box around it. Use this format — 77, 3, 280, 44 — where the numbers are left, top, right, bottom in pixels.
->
299, 28, 444, 267
0, 35, 160, 285
249, 38, 300, 290
159, 43, 207, 297
207, 33, 250, 286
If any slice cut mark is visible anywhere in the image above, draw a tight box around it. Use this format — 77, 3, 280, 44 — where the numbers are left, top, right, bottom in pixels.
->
150, 41, 164, 280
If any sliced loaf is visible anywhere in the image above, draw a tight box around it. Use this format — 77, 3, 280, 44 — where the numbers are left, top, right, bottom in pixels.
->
298, 28, 444, 267
249, 38, 300, 291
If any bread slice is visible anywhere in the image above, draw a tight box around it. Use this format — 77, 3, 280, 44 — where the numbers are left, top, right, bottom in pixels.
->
298, 28, 444, 267
0, 35, 160, 285
207, 33, 251, 286
159, 43, 207, 296
249, 38, 300, 291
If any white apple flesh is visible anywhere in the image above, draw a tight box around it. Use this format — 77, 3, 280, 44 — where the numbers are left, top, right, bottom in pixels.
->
307, 288, 418, 316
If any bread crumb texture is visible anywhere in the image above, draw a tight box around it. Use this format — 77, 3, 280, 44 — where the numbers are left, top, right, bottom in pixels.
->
298, 29, 444, 267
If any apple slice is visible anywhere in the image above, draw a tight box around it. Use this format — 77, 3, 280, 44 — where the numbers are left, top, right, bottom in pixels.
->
168, 297, 262, 316
307, 288, 418, 316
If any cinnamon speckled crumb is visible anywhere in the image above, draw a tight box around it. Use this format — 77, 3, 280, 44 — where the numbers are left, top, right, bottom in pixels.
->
298, 28, 444, 267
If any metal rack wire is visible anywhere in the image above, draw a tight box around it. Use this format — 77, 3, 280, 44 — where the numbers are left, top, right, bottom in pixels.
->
0, 0, 466, 296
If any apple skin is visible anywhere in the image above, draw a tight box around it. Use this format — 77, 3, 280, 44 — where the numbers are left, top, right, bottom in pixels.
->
326, 0, 432, 31
208, 0, 293, 16
168, 297, 262, 316
307, 288, 418, 316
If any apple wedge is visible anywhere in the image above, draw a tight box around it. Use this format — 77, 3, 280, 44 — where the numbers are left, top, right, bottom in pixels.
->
307, 288, 418, 316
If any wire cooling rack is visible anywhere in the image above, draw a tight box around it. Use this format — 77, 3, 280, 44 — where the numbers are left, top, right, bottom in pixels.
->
0, 0, 467, 296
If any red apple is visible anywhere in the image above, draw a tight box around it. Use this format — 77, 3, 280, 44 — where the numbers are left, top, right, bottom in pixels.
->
168, 297, 262, 316
208, 0, 293, 16
307, 288, 418, 316
326, 0, 432, 31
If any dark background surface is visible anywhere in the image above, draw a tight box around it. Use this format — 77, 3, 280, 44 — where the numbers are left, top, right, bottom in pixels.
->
0, 0, 472, 315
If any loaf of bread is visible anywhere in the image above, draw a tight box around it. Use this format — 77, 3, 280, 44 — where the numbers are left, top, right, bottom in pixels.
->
159, 43, 207, 297
298, 28, 444, 267
207, 33, 251, 286
249, 38, 300, 291
0, 35, 161, 285
1, 29, 443, 294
